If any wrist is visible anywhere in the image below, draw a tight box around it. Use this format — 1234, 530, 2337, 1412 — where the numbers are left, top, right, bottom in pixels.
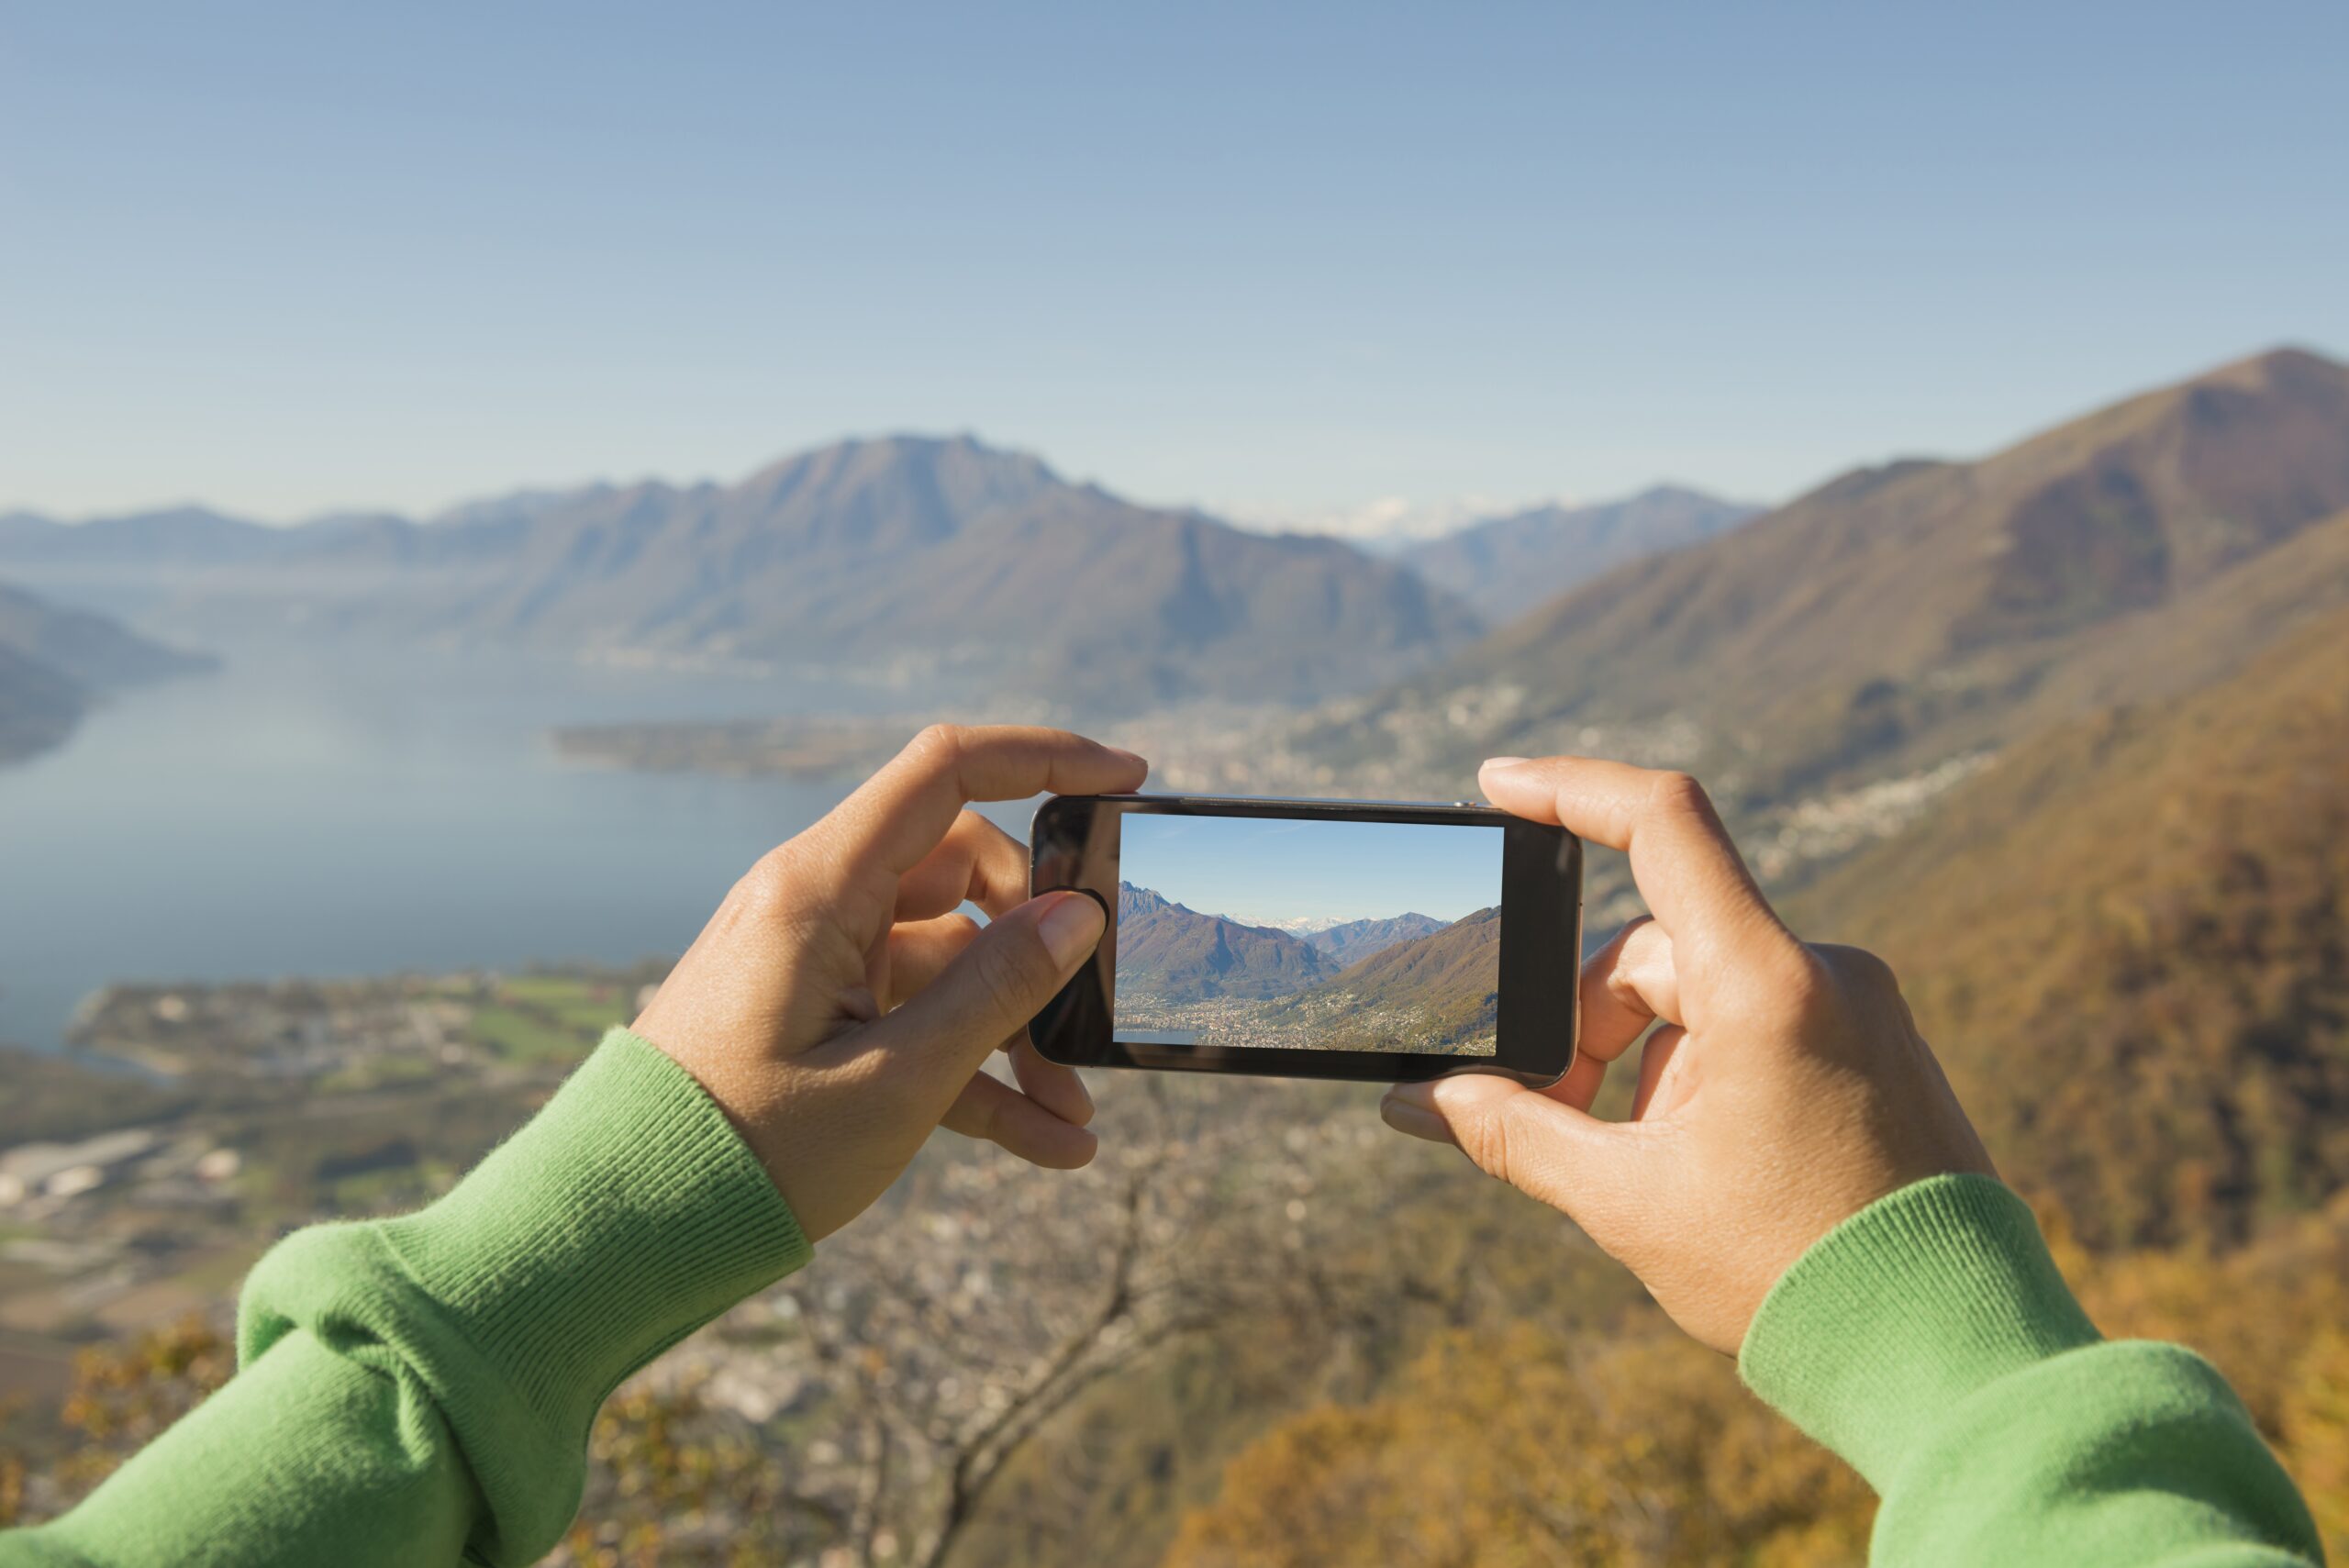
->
1737, 1173, 2099, 1489
239, 1029, 812, 1550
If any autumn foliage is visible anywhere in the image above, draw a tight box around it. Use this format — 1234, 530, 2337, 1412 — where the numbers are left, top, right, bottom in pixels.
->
1163, 1195, 2349, 1568
1795, 609, 2349, 1250
1160, 1322, 1871, 1568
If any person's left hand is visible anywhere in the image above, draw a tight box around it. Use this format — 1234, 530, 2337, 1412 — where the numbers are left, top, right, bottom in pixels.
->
631, 724, 1146, 1240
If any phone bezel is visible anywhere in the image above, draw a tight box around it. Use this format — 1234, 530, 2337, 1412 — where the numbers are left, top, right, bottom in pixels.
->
1028, 793, 1581, 1084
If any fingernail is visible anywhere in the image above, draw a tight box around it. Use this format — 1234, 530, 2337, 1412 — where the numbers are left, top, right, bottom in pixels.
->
1110, 747, 1150, 773
1482, 756, 1531, 771
1037, 891, 1106, 968
1380, 1091, 1456, 1146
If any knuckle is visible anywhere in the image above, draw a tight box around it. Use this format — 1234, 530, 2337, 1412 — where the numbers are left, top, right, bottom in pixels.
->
1755, 944, 1839, 1027
1815, 942, 1899, 995
732, 846, 803, 920
911, 722, 967, 767
1645, 770, 1715, 822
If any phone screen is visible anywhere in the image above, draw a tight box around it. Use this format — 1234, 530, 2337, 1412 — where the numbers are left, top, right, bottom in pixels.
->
1113, 813, 1502, 1057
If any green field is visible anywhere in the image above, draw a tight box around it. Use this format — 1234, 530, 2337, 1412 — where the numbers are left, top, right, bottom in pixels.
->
466, 975, 631, 1063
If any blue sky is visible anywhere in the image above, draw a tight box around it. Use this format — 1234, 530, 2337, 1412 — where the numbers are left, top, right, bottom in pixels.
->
5, 2, 2344, 526
1121, 815, 1498, 927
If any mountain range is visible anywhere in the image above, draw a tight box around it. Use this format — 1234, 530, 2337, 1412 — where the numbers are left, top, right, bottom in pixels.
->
1113, 884, 1338, 1002
0, 584, 215, 764
1114, 884, 1502, 1051
0, 438, 1488, 712
1295, 346, 2349, 804
1298, 912, 1449, 965
1397, 486, 1759, 621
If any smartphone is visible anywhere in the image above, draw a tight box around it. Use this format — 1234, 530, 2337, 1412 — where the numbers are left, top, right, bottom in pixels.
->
1028, 794, 1581, 1084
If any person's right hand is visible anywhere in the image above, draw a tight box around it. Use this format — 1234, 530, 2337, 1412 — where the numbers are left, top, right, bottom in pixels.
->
1380, 756, 1996, 1356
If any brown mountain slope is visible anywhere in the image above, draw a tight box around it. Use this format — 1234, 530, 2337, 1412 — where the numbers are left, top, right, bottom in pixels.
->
1791, 605, 2349, 1249
1114, 884, 1336, 1002
1275, 906, 1502, 1051
1308, 347, 2349, 801
1993, 501, 2349, 736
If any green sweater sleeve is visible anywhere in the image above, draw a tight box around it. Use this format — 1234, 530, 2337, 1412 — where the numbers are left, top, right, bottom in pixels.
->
1741, 1173, 2322, 1567
5, 1029, 811, 1568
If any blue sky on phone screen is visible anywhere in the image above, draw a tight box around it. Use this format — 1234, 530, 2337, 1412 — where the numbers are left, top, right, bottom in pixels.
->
1119, 815, 1499, 928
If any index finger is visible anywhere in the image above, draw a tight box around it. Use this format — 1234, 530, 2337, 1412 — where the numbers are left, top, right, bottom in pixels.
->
1477, 756, 1798, 970
894, 812, 1033, 923
828, 724, 1149, 877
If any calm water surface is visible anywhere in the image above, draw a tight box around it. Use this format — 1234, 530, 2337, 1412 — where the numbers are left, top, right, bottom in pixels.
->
0, 637, 939, 1051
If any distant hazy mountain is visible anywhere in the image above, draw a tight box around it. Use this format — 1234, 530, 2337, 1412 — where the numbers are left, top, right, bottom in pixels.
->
1399, 486, 1759, 620
426, 486, 609, 532
1115, 883, 1337, 1002
1248, 915, 1346, 936
1299, 347, 2349, 803
0, 583, 216, 765
1278, 906, 1502, 1051
0, 437, 1484, 712
0, 642, 82, 764
1300, 911, 1448, 965
0, 583, 217, 689
0, 506, 278, 567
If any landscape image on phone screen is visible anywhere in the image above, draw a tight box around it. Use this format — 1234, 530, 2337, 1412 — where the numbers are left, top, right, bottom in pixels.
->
1113, 815, 1500, 1055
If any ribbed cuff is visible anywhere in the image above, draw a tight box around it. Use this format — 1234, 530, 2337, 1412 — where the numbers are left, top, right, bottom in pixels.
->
1737, 1173, 2099, 1491
239, 1028, 810, 1562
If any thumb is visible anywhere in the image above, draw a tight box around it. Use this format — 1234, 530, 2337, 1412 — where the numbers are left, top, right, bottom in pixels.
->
1383, 1073, 1642, 1231
872, 889, 1103, 1084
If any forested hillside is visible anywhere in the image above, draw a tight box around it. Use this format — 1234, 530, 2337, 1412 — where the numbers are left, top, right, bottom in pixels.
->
1275, 906, 1503, 1052
1792, 606, 2349, 1248
1159, 1192, 2349, 1567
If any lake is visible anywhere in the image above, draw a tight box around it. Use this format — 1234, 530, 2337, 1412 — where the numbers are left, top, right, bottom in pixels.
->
0, 636, 968, 1052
